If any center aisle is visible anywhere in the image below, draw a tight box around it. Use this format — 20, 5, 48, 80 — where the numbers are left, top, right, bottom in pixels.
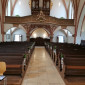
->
22, 47, 66, 85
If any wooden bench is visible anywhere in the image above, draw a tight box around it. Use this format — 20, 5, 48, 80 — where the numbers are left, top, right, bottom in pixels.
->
64, 56, 85, 76
0, 55, 25, 77
0, 41, 35, 85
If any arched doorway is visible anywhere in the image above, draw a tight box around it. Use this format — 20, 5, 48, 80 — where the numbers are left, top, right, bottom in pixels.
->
30, 28, 50, 46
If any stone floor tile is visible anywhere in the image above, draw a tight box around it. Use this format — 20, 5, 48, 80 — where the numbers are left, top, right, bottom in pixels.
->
22, 47, 66, 85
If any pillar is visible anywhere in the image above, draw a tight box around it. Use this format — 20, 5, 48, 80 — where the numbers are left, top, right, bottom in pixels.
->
26, 34, 30, 41
74, 0, 77, 44
50, 35, 53, 42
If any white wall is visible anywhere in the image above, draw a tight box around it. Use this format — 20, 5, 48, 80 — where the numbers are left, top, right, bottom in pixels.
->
13, 0, 31, 16
76, 5, 85, 44
81, 31, 85, 40
5, 27, 16, 42
67, 36, 74, 43
12, 28, 27, 41
31, 28, 49, 38
50, 0, 66, 18
0, 24, 2, 42
7, 0, 11, 16
0, 0, 2, 17
63, 28, 74, 43
53, 29, 67, 42
0, 0, 2, 42
66, 26, 75, 35
77, 0, 85, 23
4, 24, 13, 32
81, 19, 85, 40
75, 0, 85, 44
53, 30, 74, 43
69, 1, 73, 19
53, 26, 74, 43
4, 24, 27, 41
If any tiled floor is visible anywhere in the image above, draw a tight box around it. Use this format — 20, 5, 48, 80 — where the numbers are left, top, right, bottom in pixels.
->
22, 47, 66, 85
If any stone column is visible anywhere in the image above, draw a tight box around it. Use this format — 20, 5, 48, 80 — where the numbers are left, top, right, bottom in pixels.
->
26, 34, 30, 41
50, 35, 53, 42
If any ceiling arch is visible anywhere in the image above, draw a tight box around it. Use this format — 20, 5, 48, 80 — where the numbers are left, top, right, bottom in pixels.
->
30, 27, 50, 36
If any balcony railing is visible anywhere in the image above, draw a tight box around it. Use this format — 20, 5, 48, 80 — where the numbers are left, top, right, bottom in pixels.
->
5, 15, 74, 26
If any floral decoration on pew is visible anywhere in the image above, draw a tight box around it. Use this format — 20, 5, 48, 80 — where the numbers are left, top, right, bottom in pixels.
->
23, 54, 27, 58
28, 46, 31, 50
61, 53, 64, 58
53, 46, 56, 50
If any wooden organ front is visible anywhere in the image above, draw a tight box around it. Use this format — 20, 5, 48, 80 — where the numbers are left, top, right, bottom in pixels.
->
31, 0, 50, 15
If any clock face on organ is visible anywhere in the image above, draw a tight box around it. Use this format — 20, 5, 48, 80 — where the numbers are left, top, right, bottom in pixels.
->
31, 0, 50, 15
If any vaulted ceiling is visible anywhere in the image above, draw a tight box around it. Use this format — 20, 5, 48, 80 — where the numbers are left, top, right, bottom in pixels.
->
0, 0, 78, 17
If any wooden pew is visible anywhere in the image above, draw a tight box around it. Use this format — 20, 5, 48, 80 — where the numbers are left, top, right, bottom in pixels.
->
45, 42, 85, 76
0, 55, 25, 77
64, 55, 85, 76
0, 41, 35, 85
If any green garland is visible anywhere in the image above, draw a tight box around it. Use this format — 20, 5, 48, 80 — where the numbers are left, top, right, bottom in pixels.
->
54, 46, 56, 50
61, 53, 64, 58
23, 54, 27, 58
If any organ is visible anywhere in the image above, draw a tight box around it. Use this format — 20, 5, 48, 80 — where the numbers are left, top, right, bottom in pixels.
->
31, 0, 50, 15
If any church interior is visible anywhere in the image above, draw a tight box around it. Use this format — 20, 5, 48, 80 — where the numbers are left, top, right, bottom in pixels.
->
0, 0, 85, 85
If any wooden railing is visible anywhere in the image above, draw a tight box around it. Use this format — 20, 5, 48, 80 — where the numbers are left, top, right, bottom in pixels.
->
5, 15, 74, 26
